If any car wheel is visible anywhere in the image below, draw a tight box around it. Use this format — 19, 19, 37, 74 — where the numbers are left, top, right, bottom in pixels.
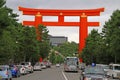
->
7, 78, 12, 80
10, 78, 12, 80
112, 75, 114, 79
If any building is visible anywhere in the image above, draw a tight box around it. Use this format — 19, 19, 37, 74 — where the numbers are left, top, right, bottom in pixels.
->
49, 35, 68, 46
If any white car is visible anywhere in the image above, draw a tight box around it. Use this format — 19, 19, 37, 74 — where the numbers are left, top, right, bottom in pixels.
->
107, 64, 120, 79
21, 62, 34, 73
41, 62, 46, 69
33, 62, 42, 71
56, 64, 60, 67
17, 65, 27, 75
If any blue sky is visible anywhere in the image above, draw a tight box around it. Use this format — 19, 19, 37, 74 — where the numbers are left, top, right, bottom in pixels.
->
6, 0, 120, 43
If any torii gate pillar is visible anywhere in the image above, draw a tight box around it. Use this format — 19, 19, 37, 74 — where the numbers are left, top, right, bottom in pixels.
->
34, 12, 42, 40
79, 13, 88, 52
19, 7, 104, 53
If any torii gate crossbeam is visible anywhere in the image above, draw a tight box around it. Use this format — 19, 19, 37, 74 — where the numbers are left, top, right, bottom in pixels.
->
19, 6, 104, 53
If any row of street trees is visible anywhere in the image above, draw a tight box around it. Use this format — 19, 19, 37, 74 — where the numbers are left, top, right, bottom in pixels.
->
82, 9, 120, 64
49, 42, 78, 64
0, 0, 50, 64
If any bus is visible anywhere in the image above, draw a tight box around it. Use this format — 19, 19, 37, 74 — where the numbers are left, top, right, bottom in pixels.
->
64, 57, 79, 72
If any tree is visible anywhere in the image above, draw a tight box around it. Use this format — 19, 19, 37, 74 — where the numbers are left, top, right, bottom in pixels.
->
82, 29, 103, 64
53, 41, 78, 57
0, 0, 5, 8
0, 0, 18, 35
0, 29, 15, 64
0, 0, 19, 64
102, 10, 120, 63
16, 26, 40, 62
37, 25, 50, 59
82, 9, 120, 64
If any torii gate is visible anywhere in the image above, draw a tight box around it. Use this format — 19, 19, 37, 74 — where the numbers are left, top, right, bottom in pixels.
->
19, 6, 104, 53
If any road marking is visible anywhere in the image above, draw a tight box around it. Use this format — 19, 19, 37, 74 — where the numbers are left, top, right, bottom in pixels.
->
62, 71, 68, 80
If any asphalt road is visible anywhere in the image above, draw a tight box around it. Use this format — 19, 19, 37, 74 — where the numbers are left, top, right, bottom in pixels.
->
12, 65, 119, 80
12, 65, 80, 80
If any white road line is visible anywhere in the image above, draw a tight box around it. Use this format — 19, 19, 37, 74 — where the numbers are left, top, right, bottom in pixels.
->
62, 71, 68, 80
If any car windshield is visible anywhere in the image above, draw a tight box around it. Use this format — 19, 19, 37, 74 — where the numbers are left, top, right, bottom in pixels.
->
17, 66, 22, 68
10, 67, 14, 70
103, 66, 109, 69
35, 63, 40, 66
114, 66, 120, 70
85, 67, 104, 75
67, 61, 76, 66
66, 58, 78, 66
0, 66, 7, 71
21, 62, 29, 65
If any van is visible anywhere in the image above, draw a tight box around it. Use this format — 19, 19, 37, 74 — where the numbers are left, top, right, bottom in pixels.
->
107, 64, 120, 79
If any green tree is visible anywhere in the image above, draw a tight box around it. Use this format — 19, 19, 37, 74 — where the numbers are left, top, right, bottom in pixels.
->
0, 0, 18, 34
49, 51, 56, 64
37, 25, 50, 59
17, 26, 40, 62
0, 0, 5, 8
82, 29, 103, 64
82, 9, 120, 64
53, 41, 78, 57
102, 10, 120, 63
0, 0, 19, 64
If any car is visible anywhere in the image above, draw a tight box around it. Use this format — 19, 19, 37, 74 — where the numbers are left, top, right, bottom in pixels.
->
96, 64, 110, 75
33, 62, 42, 71
46, 61, 51, 68
107, 64, 120, 79
56, 64, 60, 67
10, 65, 21, 78
41, 62, 46, 69
20, 62, 34, 73
17, 65, 28, 75
79, 63, 86, 70
0, 65, 12, 80
80, 66, 108, 80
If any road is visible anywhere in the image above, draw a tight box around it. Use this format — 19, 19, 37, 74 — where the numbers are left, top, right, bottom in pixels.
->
12, 65, 119, 80
13, 65, 80, 80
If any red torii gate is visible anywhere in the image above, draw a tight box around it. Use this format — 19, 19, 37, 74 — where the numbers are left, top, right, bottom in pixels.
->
19, 6, 104, 53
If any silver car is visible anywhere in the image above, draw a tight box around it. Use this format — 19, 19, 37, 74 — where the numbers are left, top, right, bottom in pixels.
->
80, 66, 108, 80
33, 62, 42, 71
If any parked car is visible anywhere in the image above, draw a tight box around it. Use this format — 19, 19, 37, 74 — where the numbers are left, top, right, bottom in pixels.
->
0, 65, 12, 80
79, 63, 86, 70
21, 62, 33, 73
56, 63, 60, 67
107, 64, 120, 79
80, 66, 108, 80
96, 64, 110, 75
10, 65, 21, 77
46, 61, 51, 68
33, 62, 42, 71
17, 65, 28, 75
41, 62, 46, 69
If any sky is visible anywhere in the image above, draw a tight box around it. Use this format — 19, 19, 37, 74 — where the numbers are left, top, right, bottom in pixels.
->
6, 0, 120, 43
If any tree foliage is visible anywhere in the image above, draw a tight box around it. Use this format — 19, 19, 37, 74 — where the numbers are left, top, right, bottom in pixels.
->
38, 25, 50, 59
82, 10, 120, 64
0, 0, 50, 64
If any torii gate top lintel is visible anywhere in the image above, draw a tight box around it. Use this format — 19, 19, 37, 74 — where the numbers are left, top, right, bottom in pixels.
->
19, 6, 104, 16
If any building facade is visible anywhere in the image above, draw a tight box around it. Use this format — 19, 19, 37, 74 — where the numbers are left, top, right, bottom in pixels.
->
49, 36, 68, 46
